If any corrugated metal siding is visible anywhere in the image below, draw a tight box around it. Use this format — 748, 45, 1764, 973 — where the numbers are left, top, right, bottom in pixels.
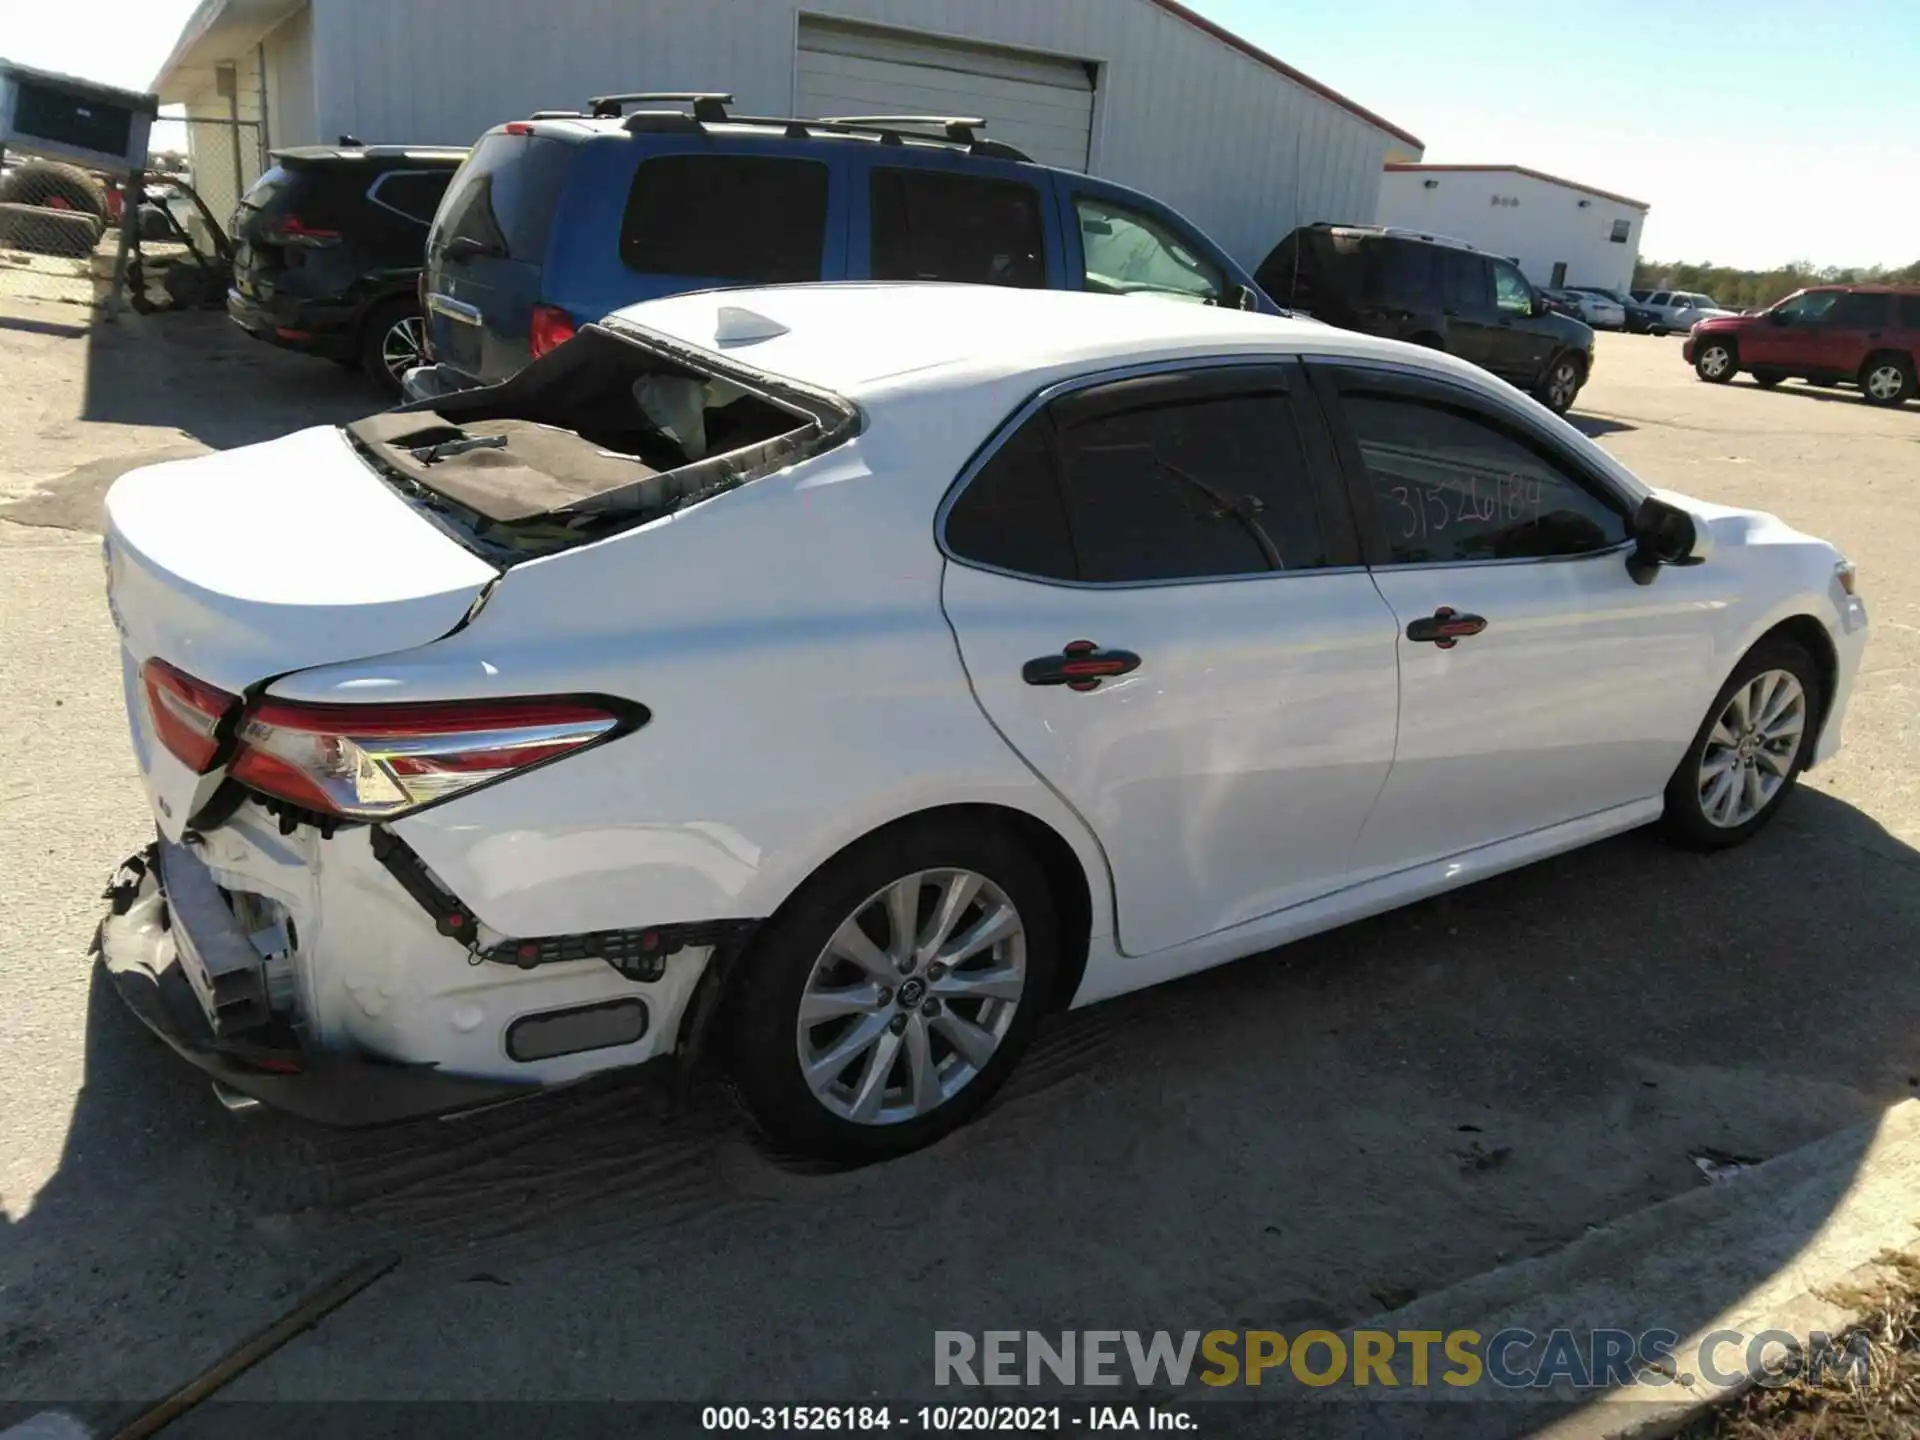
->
263, 6, 317, 148
309, 0, 1411, 267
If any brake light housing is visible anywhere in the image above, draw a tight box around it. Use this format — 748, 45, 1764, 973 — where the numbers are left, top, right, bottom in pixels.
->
266, 215, 342, 247
529, 304, 577, 358
141, 659, 237, 773
228, 694, 644, 821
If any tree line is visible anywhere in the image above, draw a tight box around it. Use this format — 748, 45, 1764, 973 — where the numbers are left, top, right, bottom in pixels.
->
1633, 258, 1920, 311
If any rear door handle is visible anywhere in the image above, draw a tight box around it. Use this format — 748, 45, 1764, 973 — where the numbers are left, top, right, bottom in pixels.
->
1022, 640, 1141, 691
1405, 606, 1487, 649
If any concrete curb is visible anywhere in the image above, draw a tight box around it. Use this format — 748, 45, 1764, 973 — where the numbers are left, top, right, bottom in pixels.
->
1334, 1098, 1920, 1438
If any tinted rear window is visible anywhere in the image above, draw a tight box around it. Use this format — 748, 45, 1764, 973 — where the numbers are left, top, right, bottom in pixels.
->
871, 167, 1045, 287
432, 133, 576, 262
620, 154, 827, 282
238, 162, 366, 226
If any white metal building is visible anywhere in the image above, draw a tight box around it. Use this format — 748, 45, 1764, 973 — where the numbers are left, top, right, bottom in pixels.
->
1376, 163, 1649, 293
153, 0, 1422, 267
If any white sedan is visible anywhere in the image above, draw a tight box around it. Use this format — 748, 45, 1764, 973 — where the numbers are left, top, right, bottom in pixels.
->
98, 285, 1869, 1158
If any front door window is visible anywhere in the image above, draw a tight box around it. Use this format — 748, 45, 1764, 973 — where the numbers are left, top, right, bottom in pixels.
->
1074, 197, 1223, 304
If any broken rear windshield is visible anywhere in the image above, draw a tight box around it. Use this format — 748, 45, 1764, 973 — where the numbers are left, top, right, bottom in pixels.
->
345, 324, 857, 564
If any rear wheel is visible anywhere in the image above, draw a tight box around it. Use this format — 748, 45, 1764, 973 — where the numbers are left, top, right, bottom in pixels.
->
1536, 353, 1585, 414
1860, 354, 1914, 406
1694, 339, 1737, 382
359, 299, 426, 396
727, 817, 1058, 1161
1660, 640, 1821, 851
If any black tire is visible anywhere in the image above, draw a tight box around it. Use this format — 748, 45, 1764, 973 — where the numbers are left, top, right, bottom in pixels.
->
1693, 338, 1737, 382
1535, 352, 1585, 415
726, 816, 1060, 1162
1751, 370, 1783, 388
0, 159, 108, 220
358, 298, 426, 395
1659, 638, 1823, 852
1859, 353, 1915, 407
0, 200, 102, 257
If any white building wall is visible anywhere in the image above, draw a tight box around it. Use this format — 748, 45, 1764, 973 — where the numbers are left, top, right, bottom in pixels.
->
262, 5, 318, 149
1376, 168, 1646, 293
307, 0, 1415, 267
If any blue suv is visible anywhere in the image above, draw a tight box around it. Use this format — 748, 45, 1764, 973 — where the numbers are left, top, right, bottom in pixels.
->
410, 93, 1276, 396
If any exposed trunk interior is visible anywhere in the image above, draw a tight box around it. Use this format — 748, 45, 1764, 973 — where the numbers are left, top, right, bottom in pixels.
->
346, 323, 856, 562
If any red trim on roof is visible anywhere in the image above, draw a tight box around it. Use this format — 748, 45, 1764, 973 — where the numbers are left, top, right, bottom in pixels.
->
1148, 0, 1424, 151
1385, 163, 1650, 212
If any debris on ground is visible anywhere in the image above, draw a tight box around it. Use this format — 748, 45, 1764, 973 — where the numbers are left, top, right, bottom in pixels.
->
1680, 1252, 1920, 1438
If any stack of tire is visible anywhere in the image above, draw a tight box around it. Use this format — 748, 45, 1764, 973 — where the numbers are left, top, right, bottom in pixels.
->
0, 161, 109, 259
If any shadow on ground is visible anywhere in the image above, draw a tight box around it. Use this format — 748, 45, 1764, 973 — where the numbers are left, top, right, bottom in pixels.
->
4, 784, 1916, 1433
1567, 413, 1637, 438
0, 309, 382, 534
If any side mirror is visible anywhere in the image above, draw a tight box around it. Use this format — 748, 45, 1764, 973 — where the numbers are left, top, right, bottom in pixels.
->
1530, 293, 1550, 317
1626, 495, 1704, 585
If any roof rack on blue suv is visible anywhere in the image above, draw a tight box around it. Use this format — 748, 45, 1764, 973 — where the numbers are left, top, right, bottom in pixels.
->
407, 92, 1276, 400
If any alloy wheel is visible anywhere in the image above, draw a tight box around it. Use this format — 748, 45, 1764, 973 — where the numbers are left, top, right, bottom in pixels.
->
1696, 668, 1806, 828
795, 868, 1027, 1125
1699, 345, 1732, 379
1548, 360, 1579, 410
381, 315, 426, 384
1865, 363, 1906, 402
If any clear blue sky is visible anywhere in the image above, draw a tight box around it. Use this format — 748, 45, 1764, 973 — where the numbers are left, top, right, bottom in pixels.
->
6, 0, 1915, 269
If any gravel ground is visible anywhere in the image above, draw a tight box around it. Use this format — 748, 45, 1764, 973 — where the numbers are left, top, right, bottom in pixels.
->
1, 305, 1916, 1425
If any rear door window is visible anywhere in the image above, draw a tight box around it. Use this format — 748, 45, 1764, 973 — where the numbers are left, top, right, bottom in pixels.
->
870, 167, 1045, 287
621, 154, 828, 282
1075, 196, 1222, 304
1374, 239, 1435, 307
1049, 376, 1327, 581
433, 133, 577, 262
1826, 292, 1891, 328
1441, 250, 1491, 313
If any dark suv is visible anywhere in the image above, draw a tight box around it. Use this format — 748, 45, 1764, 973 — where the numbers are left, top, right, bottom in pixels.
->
1255, 224, 1595, 414
228, 144, 467, 393
1685, 286, 1920, 405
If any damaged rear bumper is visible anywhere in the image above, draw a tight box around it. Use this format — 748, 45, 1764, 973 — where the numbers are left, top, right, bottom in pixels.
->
99, 844, 538, 1125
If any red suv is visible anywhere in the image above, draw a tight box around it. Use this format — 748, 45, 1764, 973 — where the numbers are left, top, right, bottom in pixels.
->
1685, 286, 1920, 405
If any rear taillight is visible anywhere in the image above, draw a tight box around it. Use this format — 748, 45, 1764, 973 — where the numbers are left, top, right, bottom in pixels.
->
266, 215, 341, 247
529, 304, 577, 358
141, 659, 237, 773
229, 695, 633, 820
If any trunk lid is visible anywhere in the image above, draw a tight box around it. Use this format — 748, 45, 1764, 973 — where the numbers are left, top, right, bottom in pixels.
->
104, 426, 498, 838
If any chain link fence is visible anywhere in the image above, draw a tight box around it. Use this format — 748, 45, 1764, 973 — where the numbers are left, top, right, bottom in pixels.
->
0, 155, 125, 308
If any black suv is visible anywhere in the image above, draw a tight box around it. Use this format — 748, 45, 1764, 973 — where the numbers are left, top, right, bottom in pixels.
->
1255, 224, 1595, 414
228, 144, 467, 393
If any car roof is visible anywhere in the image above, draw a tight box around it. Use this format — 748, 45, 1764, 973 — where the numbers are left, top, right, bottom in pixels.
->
609, 282, 1486, 399
502, 113, 1034, 164
273, 144, 467, 166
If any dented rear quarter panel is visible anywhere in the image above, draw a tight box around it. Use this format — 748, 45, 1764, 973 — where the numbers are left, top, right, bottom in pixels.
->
266, 410, 1118, 948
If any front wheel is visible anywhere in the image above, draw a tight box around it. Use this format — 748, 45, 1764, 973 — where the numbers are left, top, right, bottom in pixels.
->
1861, 355, 1914, 406
1660, 640, 1822, 851
727, 818, 1058, 1161
1694, 340, 1737, 382
1536, 354, 1584, 415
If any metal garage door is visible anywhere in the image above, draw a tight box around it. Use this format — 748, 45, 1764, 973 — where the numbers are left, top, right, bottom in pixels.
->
796, 18, 1094, 172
